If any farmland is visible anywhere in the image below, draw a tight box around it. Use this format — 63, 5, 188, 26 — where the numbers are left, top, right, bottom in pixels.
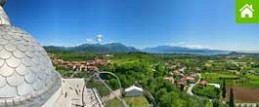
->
226, 86, 259, 102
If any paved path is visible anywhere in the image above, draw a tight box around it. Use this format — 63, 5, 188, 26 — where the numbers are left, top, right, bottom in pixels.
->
187, 73, 201, 95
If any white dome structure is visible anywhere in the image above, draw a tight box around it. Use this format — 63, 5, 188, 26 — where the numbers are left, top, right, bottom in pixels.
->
0, 1, 61, 107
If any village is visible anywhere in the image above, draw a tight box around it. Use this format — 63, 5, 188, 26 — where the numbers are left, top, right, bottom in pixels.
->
52, 58, 111, 72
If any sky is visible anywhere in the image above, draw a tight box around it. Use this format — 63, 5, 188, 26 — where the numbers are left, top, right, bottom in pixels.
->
3, 0, 259, 52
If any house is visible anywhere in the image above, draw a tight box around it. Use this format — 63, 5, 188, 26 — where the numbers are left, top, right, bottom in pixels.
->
87, 66, 98, 71
164, 77, 175, 84
169, 64, 177, 70
177, 77, 186, 87
240, 4, 254, 18
174, 72, 185, 78
185, 76, 195, 83
168, 72, 174, 76
125, 85, 144, 97
179, 67, 187, 73
199, 80, 208, 86
188, 73, 196, 78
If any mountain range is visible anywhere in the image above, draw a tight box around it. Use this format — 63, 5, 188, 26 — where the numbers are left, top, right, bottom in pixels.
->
44, 43, 139, 53
143, 46, 230, 55
44, 43, 230, 55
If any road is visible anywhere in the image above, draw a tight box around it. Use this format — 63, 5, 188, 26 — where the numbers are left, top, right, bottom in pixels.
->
186, 73, 201, 95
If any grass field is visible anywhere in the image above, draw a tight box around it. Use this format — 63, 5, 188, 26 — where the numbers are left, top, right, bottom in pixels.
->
105, 98, 120, 107
201, 72, 259, 102
105, 96, 150, 107
192, 85, 220, 99
235, 74, 259, 88
202, 72, 259, 88
124, 96, 150, 107
201, 72, 239, 85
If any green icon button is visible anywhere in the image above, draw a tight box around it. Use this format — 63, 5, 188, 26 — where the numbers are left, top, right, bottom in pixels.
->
236, 0, 259, 23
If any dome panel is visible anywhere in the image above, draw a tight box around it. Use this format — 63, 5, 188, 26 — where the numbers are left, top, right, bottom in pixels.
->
11, 33, 23, 41
17, 44, 27, 52
0, 84, 17, 97
0, 45, 3, 51
31, 56, 40, 66
24, 71, 35, 84
4, 42, 16, 52
2, 34, 11, 40
0, 58, 4, 67
0, 39, 8, 45
0, 49, 11, 59
25, 49, 34, 58
6, 72, 24, 87
13, 49, 24, 58
17, 83, 33, 96
16, 64, 29, 75
0, 75, 6, 87
0, 63, 14, 76
6, 56, 21, 68
21, 56, 33, 67
32, 78, 44, 91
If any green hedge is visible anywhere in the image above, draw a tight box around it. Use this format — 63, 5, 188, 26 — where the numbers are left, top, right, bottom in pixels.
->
192, 85, 220, 99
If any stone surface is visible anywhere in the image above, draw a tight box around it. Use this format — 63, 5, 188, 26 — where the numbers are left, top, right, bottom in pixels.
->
46, 78, 103, 107
0, 25, 61, 107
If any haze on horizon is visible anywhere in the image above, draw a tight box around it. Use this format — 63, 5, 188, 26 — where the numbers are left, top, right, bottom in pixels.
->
4, 0, 259, 52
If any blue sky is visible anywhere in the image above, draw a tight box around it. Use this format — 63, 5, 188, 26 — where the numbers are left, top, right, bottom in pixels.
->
4, 0, 259, 52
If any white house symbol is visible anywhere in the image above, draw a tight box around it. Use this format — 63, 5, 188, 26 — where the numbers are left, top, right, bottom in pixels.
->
240, 4, 254, 18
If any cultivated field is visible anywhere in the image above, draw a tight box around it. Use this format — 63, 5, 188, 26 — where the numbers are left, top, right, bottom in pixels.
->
226, 86, 259, 102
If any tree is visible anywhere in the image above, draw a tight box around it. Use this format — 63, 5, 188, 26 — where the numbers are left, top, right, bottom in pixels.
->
214, 87, 220, 99
180, 84, 185, 92
108, 78, 119, 90
213, 99, 219, 107
222, 79, 227, 98
229, 88, 235, 107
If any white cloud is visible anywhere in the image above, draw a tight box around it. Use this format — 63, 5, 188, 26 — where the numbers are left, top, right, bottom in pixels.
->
168, 41, 206, 49
85, 34, 104, 44
184, 44, 205, 49
86, 38, 94, 44
96, 34, 103, 42
97, 35, 103, 38
169, 41, 185, 46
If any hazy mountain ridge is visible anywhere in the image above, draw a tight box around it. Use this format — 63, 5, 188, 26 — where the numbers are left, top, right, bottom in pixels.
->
44, 43, 231, 55
143, 46, 230, 55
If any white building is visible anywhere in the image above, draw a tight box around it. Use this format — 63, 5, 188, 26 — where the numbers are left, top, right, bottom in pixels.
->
125, 85, 144, 97
208, 83, 221, 88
